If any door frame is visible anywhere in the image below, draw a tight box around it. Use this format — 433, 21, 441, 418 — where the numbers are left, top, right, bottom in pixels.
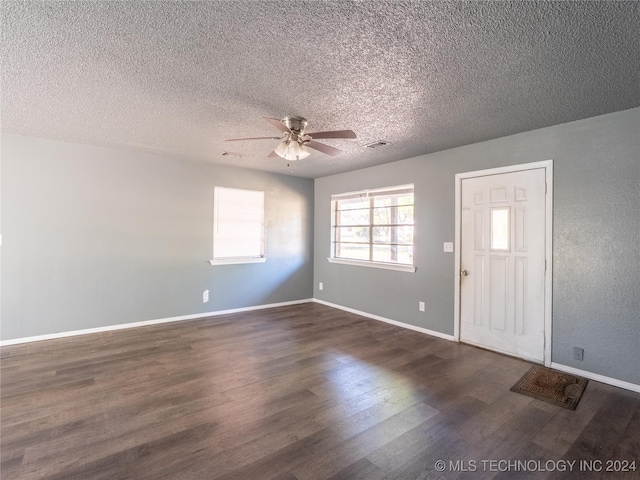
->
453, 160, 553, 367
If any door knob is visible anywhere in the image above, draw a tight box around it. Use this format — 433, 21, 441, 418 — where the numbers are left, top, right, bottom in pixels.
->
460, 270, 469, 276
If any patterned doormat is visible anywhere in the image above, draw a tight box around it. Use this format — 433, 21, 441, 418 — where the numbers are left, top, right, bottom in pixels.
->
510, 366, 588, 410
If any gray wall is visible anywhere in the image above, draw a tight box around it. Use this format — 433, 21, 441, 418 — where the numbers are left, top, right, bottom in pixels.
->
314, 108, 640, 386
1, 135, 314, 340
3, 108, 638, 387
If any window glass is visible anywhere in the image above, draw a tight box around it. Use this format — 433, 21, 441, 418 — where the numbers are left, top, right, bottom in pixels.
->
491, 207, 510, 251
332, 185, 414, 266
213, 187, 265, 261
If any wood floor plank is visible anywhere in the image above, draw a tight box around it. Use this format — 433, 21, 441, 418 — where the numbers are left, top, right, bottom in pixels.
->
610, 400, 640, 463
2, 303, 639, 480
326, 457, 387, 480
558, 389, 640, 462
366, 395, 487, 474
291, 402, 438, 480
529, 380, 613, 456
300, 390, 435, 455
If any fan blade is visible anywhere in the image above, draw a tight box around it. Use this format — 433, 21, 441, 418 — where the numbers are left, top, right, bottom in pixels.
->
225, 136, 281, 142
306, 141, 343, 156
267, 151, 278, 157
306, 129, 356, 139
262, 117, 291, 134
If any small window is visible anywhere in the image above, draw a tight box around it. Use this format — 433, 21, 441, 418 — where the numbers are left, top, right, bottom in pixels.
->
210, 187, 265, 265
490, 207, 510, 251
329, 185, 415, 272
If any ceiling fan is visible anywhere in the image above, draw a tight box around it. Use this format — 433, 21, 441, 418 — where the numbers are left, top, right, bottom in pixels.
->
225, 116, 357, 161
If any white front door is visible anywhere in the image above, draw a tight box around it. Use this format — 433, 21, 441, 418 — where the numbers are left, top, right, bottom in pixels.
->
459, 166, 548, 363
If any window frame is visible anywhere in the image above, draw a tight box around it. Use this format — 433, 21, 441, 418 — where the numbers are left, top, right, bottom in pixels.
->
328, 184, 416, 273
209, 186, 266, 265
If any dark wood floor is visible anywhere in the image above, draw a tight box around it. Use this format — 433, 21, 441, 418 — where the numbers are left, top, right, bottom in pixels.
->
1, 303, 639, 480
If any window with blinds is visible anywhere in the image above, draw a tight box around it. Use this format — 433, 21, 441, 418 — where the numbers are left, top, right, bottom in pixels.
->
331, 185, 414, 267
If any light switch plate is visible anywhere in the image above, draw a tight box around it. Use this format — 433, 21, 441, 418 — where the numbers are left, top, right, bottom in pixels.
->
443, 242, 454, 252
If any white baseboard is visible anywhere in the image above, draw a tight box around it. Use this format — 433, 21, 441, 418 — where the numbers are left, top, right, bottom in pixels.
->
313, 299, 640, 393
0, 298, 314, 346
550, 362, 640, 393
3, 299, 638, 395
312, 298, 456, 342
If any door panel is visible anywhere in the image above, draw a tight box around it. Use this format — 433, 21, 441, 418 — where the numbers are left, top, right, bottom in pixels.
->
460, 168, 546, 362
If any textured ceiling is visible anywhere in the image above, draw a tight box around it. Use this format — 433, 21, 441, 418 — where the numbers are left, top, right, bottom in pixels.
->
2, 1, 639, 178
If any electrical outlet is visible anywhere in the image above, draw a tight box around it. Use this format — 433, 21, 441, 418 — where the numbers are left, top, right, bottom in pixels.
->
419, 301, 425, 312
203, 290, 209, 303
573, 347, 584, 361
443, 242, 454, 253
319, 282, 323, 291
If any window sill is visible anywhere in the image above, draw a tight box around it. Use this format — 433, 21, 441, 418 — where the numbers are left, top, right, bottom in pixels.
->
327, 257, 416, 273
209, 257, 266, 265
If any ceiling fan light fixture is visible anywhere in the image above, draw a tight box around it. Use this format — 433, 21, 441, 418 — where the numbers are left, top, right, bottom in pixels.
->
274, 138, 310, 161
226, 116, 356, 161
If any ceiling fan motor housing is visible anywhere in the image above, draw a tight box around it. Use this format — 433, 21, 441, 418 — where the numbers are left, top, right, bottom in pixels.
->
282, 116, 308, 135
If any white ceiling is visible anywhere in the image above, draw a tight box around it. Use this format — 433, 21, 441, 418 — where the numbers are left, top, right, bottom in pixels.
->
2, 1, 639, 178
